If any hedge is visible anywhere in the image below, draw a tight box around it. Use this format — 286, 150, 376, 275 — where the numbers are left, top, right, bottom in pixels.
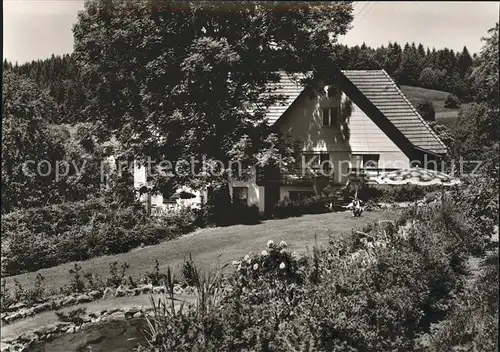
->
1, 198, 197, 276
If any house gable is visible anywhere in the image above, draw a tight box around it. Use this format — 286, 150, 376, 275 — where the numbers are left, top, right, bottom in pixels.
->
263, 70, 447, 159
273, 80, 410, 174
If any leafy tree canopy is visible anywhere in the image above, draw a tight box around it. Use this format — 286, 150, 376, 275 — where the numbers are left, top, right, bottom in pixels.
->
72, 0, 354, 194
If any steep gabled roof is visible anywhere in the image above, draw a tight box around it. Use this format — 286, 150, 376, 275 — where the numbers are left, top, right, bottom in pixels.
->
261, 73, 309, 125
343, 70, 447, 154
263, 70, 447, 155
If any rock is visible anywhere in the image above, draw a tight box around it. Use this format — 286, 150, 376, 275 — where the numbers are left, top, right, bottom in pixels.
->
115, 286, 127, 297
62, 296, 76, 306
140, 284, 153, 294
89, 290, 101, 299
20, 343, 34, 352
8, 302, 27, 311
82, 316, 92, 324
107, 308, 121, 315
16, 332, 36, 343
102, 287, 114, 299
109, 311, 125, 320
124, 307, 139, 318
173, 285, 184, 295
75, 294, 92, 304
19, 308, 33, 319
33, 302, 52, 314
34, 325, 51, 336
67, 326, 76, 334
5, 312, 19, 323
183, 286, 196, 295
132, 311, 143, 319
153, 285, 166, 294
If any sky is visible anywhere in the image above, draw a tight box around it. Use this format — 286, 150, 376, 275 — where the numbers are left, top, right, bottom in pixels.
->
3, 1, 499, 64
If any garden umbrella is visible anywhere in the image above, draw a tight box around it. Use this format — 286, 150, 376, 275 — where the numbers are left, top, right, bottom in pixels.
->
177, 191, 196, 199
371, 167, 461, 186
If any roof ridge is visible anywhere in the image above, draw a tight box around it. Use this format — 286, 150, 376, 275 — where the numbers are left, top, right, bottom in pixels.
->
380, 69, 448, 152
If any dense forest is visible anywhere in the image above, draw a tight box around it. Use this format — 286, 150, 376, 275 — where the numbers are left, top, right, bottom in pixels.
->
3, 42, 476, 125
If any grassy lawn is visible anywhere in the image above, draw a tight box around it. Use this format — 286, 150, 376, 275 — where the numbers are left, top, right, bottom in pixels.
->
400, 85, 470, 128
6, 210, 397, 292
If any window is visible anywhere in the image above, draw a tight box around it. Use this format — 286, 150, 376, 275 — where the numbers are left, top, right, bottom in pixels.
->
289, 191, 315, 202
303, 152, 332, 174
304, 153, 331, 169
322, 107, 339, 126
362, 154, 380, 169
232, 187, 248, 206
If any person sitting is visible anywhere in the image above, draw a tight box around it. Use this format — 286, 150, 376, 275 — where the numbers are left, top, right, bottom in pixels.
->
352, 198, 363, 217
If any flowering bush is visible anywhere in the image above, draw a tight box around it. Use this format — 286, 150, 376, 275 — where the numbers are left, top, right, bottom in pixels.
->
232, 240, 305, 282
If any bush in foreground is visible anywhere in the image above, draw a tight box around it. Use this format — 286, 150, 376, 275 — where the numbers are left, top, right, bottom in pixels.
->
1, 198, 198, 276
139, 197, 476, 351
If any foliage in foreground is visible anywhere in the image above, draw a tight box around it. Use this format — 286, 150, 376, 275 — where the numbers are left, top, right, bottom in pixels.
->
427, 251, 498, 352
1, 198, 199, 276
138, 195, 494, 351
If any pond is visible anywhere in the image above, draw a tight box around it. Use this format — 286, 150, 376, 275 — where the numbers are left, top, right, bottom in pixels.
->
30, 318, 150, 352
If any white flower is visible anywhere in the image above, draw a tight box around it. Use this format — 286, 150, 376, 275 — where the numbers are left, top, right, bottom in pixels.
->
279, 240, 288, 248
279, 262, 286, 270
267, 240, 275, 248
244, 254, 250, 261
253, 263, 259, 270
237, 264, 242, 271
261, 250, 268, 256
291, 251, 297, 259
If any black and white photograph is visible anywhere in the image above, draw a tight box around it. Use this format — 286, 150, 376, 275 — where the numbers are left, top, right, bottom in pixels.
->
2, 1, 499, 351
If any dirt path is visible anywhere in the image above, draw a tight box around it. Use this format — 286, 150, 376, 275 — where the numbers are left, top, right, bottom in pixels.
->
1, 293, 195, 342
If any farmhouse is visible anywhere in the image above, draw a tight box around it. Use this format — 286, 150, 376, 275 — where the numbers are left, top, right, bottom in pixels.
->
134, 69, 447, 215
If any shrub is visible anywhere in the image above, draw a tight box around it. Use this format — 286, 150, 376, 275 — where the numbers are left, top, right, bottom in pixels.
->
1, 199, 199, 276
139, 198, 474, 351
444, 93, 461, 108
416, 100, 436, 122
193, 203, 260, 227
273, 195, 331, 219
351, 185, 438, 203
427, 252, 499, 351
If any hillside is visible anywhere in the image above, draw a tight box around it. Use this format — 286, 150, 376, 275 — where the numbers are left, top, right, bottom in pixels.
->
400, 85, 468, 129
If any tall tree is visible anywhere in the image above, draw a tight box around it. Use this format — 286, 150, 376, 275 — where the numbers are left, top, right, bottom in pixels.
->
454, 23, 499, 174
72, 0, 354, 214
458, 46, 473, 79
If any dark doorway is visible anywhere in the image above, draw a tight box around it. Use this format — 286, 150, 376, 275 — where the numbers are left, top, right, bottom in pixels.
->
264, 183, 281, 218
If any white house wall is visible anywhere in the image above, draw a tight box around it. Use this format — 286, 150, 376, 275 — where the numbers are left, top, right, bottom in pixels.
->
274, 86, 410, 183
229, 166, 265, 212
345, 91, 410, 169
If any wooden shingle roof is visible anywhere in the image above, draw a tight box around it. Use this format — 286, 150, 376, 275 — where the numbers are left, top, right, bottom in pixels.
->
264, 70, 447, 155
